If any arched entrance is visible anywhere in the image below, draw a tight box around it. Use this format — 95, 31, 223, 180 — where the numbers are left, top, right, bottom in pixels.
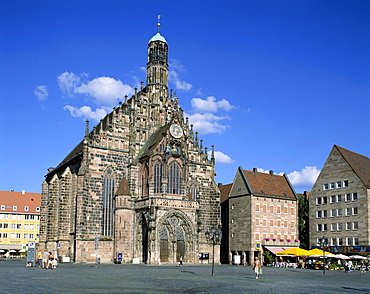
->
158, 211, 194, 264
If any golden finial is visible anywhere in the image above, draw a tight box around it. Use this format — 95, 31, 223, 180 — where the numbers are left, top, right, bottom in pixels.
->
157, 15, 161, 33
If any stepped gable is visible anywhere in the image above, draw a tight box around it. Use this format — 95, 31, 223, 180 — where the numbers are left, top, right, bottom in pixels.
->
335, 145, 370, 188
243, 170, 296, 200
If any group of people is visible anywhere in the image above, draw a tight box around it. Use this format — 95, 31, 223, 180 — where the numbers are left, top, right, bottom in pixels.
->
37, 249, 57, 269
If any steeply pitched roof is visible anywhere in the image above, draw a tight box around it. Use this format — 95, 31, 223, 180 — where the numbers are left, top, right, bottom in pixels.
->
242, 170, 297, 201
220, 184, 232, 203
116, 177, 130, 196
335, 145, 370, 188
0, 191, 41, 213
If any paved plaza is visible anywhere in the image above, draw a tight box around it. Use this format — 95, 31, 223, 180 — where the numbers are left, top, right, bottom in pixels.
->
1, 259, 369, 293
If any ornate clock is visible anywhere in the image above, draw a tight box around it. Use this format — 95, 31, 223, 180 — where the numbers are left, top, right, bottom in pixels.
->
170, 124, 183, 138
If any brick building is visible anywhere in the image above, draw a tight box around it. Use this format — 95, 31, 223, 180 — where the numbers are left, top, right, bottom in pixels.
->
222, 167, 298, 265
40, 26, 220, 264
309, 145, 370, 253
0, 190, 41, 255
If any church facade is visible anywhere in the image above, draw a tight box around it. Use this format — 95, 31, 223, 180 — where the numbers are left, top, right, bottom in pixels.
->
39, 28, 220, 264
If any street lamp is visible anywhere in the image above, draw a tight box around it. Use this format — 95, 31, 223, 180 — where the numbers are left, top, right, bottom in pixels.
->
318, 237, 328, 275
205, 225, 222, 276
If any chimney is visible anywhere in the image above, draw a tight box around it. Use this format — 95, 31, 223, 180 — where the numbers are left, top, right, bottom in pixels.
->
253, 168, 258, 173
22, 190, 25, 195
269, 170, 274, 176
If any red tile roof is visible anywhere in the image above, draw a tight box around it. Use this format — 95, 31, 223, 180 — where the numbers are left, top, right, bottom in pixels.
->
0, 191, 41, 213
220, 184, 232, 203
335, 145, 370, 188
243, 170, 296, 200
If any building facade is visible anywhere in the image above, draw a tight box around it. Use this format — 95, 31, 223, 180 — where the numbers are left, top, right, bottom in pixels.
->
309, 145, 370, 253
40, 27, 220, 264
224, 167, 298, 265
0, 190, 41, 255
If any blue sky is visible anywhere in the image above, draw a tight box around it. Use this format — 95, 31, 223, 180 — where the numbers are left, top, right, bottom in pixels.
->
1, 0, 369, 194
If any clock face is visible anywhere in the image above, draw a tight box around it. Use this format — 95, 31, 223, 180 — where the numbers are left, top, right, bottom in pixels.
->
170, 124, 183, 138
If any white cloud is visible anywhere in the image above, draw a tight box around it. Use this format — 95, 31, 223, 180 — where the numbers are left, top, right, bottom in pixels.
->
210, 151, 235, 164
287, 166, 320, 188
34, 85, 48, 101
255, 168, 284, 175
63, 105, 108, 122
186, 112, 230, 134
191, 96, 235, 113
57, 72, 81, 96
168, 59, 192, 91
74, 77, 133, 105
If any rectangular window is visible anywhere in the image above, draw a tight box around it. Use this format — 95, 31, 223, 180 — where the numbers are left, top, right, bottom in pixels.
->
290, 207, 294, 215
4, 214, 8, 219
270, 205, 274, 213
17, 224, 21, 229
290, 220, 295, 229
29, 234, 34, 239
323, 183, 329, 190
2, 233, 7, 238
337, 208, 342, 217
255, 218, 260, 226
323, 210, 327, 218
345, 194, 351, 202
330, 183, 335, 189
337, 223, 342, 231
338, 237, 343, 246
12, 215, 16, 220
255, 233, 260, 241
330, 209, 336, 217
323, 224, 327, 232
0, 223, 2, 229
346, 222, 352, 230
283, 206, 288, 214
11, 233, 15, 239
11, 224, 16, 229
346, 208, 351, 216
317, 224, 322, 232
322, 197, 328, 204
331, 238, 337, 246
337, 195, 342, 203
343, 180, 349, 187
24, 234, 29, 239
347, 237, 353, 246
24, 224, 28, 230
353, 222, 358, 230
330, 195, 336, 203
270, 219, 274, 227
316, 198, 322, 205
30, 224, 34, 230
352, 207, 358, 215
331, 223, 336, 231
262, 205, 267, 213
24, 215, 29, 220
352, 193, 358, 201
3, 223, 8, 229
316, 211, 322, 218
337, 181, 342, 189
277, 206, 281, 214
277, 220, 281, 227
255, 204, 260, 212
262, 219, 267, 227
354, 237, 359, 246
284, 220, 288, 228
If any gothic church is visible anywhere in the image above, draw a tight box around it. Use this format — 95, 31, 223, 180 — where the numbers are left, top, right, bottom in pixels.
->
40, 25, 220, 264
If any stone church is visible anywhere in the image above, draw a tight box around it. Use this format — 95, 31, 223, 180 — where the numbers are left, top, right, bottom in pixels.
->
40, 26, 220, 264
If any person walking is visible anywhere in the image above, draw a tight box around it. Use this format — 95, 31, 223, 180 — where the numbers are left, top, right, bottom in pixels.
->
37, 250, 42, 267
252, 257, 262, 279
42, 249, 49, 269
179, 256, 183, 267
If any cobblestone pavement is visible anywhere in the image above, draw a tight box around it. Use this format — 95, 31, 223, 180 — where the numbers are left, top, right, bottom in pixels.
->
1, 259, 369, 293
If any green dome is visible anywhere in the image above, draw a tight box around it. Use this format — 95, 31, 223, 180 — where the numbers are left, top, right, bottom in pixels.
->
149, 33, 167, 44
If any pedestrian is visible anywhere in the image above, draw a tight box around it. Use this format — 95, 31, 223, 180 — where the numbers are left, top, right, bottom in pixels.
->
37, 250, 42, 267
360, 261, 366, 273
42, 249, 49, 269
179, 255, 183, 267
4, 251, 10, 260
252, 257, 262, 279
348, 260, 353, 273
48, 252, 54, 269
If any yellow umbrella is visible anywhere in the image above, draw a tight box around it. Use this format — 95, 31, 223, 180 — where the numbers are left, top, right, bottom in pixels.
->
276, 248, 311, 256
308, 248, 334, 256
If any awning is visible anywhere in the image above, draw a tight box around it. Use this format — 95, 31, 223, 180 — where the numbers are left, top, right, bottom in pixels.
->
265, 246, 296, 254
